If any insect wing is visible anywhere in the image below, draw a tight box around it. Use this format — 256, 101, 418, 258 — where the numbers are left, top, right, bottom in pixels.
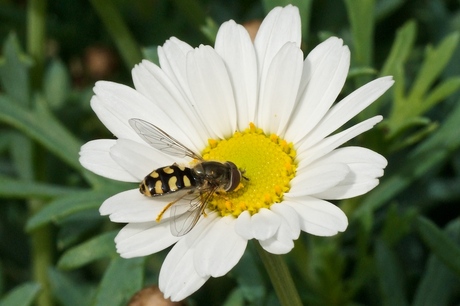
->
170, 187, 217, 236
129, 118, 202, 160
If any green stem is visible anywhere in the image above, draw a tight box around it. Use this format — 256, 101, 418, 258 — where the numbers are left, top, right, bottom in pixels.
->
90, 0, 142, 70
255, 241, 303, 306
27, 2, 54, 305
27, 0, 47, 90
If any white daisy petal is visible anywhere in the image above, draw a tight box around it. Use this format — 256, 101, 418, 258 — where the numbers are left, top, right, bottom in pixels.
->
288, 163, 350, 197
91, 81, 194, 149
132, 60, 207, 150
215, 20, 258, 130
194, 216, 247, 277
255, 5, 301, 84
109, 138, 179, 182
258, 42, 303, 135
284, 196, 348, 236
79, 139, 138, 182
271, 203, 301, 239
159, 216, 216, 301
115, 221, 179, 258
285, 37, 350, 143
297, 115, 383, 166
158, 37, 194, 102
100, 189, 178, 222
259, 204, 301, 254
235, 208, 281, 240
259, 228, 294, 254
235, 210, 253, 240
186, 45, 237, 139
301, 76, 394, 147
309, 147, 388, 199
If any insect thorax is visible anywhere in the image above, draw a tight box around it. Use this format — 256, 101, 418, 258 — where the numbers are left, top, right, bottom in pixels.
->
140, 164, 196, 196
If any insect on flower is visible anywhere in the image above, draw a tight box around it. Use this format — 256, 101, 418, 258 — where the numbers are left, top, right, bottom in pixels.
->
129, 118, 244, 236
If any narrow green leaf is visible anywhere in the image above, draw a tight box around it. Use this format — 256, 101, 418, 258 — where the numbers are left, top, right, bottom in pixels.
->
0, 32, 31, 107
10, 133, 34, 180
48, 268, 95, 306
89, 0, 142, 69
0, 175, 80, 198
26, 189, 115, 231
345, 0, 375, 67
0, 282, 40, 306
375, 0, 405, 20
222, 288, 245, 306
354, 97, 460, 219
423, 77, 460, 111
43, 58, 71, 109
375, 239, 408, 306
408, 32, 460, 103
413, 219, 460, 306
416, 216, 460, 276
380, 20, 416, 78
58, 231, 117, 270
93, 257, 145, 306
0, 94, 82, 171
200, 17, 218, 45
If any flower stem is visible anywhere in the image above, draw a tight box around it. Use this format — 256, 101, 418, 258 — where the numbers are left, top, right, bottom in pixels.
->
255, 242, 303, 306
27, 2, 54, 306
27, 0, 47, 90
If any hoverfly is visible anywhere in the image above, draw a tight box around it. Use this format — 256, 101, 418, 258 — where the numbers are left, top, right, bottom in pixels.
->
129, 118, 243, 236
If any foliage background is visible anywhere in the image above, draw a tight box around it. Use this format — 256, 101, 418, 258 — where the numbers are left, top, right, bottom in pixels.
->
1, 0, 460, 305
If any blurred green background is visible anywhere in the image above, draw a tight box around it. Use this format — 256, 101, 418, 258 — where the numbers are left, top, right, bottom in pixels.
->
1, 0, 460, 305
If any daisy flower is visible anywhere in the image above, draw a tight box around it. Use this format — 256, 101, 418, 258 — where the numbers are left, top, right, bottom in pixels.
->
79, 5, 393, 302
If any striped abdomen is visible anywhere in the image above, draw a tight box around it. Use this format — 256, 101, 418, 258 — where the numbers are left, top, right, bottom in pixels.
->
140, 164, 196, 197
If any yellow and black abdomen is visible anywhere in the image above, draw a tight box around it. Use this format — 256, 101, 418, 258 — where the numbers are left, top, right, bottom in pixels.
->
139, 164, 196, 197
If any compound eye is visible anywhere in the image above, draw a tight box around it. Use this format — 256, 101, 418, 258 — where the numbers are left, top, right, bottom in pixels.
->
225, 162, 242, 192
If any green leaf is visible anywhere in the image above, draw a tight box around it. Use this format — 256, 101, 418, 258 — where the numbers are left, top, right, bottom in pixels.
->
354, 97, 460, 219
380, 20, 416, 79
26, 189, 115, 231
89, 0, 142, 69
222, 288, 245, 306
48, 268, 95, 306
0, 282, 41, 306
423, 77, 460, 111
10, 133, 34, 180
0, 94, 82, 171
58, 231, 118, 270
408, 32, 460, 103
200, 17, 218, 45
43, 58, 71, 109
93, 257, 145, 306
375, 0, 405, 20
344, 0, 375, 67
375, 239, 408, 306
415, 216, 460, 276
0, 32, 32, 107
0, 175, 80, 198
413, 219, 460, 306
386, 31, 460, 137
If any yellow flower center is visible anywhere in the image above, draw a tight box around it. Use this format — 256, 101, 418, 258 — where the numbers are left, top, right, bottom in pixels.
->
202, 123, 296, 217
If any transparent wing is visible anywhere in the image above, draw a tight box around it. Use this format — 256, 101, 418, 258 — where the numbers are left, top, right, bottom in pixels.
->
170, 186, 217, 236
129, 118, 202, 160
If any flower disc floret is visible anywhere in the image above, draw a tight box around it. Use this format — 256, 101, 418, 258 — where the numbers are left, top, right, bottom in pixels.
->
202, 123, 296, 217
